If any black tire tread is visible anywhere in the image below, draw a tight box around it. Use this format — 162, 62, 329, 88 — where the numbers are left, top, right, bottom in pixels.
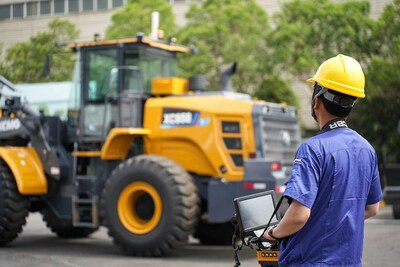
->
101, 154, 200, 256
0, 159, 29, 246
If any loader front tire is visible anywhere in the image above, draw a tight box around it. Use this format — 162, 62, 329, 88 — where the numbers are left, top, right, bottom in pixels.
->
101, 155, 199, 256
0, 159, 29, 246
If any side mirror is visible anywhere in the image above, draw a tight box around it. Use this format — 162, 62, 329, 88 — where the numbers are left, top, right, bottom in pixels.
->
190, 45, 199, 54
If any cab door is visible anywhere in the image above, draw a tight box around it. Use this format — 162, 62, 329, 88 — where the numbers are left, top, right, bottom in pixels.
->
81, 47, 119, 140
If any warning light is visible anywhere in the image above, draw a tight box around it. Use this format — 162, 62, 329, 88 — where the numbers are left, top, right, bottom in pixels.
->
249, 153, 256, 159
271, 162, 281, 172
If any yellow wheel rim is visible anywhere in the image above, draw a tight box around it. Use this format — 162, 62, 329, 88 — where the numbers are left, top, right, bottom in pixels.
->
117, 181, 162, 235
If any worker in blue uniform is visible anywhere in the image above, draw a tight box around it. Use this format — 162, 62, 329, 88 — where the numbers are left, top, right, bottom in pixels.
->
263, 54, 382, 266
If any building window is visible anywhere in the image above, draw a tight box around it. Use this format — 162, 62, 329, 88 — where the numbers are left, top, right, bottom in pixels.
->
0, 5, 10, 20
54, 0, 65, 14
27, 2, 38, 16
69, 0, 79, 13
13, 3, 24, 19
112, 0, 123, 8
97, 0, 108, 9
83, 0, 94, 11
40, 1, 51, 15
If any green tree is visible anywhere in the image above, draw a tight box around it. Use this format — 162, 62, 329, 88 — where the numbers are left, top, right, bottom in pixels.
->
4, 18, 79, 83
253, 74, 298, 106
106, 0, 176, 39
268, 0, 374, 79
349, 0, 400, 163
0, 44, 8, 78
177, 0, 297, 106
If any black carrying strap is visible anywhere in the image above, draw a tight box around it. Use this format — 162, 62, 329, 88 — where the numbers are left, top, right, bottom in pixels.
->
257, 194, 285, 242
232, 217, 243, 267
233, 249, 241, 267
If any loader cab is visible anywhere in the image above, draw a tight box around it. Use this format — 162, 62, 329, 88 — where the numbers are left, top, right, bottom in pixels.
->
68, 36, 188, 142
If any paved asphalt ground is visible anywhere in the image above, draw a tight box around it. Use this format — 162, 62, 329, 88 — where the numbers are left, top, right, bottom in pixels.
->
0, 205, 399, 267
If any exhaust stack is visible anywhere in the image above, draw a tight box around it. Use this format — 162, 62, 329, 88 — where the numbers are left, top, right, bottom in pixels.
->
220, 62, 237, 91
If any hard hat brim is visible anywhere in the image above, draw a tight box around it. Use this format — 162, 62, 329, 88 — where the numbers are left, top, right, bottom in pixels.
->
306, 77, 315, 84
306, 77, 365, 98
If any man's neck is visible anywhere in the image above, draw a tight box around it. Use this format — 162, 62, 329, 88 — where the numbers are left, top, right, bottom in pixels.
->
318, 114, 341, 130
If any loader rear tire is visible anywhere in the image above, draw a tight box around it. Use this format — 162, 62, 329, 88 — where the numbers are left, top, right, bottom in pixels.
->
101, 155, 200, 256
41, 207, 98, 238
0, 159, 29, 246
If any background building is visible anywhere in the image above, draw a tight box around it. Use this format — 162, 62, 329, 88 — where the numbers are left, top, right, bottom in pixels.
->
0, 0, 393, 52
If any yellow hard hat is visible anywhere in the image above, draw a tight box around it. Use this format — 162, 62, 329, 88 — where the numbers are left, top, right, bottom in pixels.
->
307, 54, 365, 98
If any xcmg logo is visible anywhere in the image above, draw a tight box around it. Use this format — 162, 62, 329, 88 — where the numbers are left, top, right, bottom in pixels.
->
0, 119, 21, 132
161, 108, 199, 128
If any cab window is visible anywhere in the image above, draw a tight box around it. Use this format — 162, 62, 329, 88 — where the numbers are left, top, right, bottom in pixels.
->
124, 48, 178, 93
85, 48, 118, 102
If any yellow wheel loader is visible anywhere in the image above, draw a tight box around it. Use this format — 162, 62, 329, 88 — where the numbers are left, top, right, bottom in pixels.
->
0, 34, 300, 256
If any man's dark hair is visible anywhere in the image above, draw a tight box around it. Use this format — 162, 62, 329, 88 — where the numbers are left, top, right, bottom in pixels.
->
320, 90, 356, 117
312, 83, 357, 118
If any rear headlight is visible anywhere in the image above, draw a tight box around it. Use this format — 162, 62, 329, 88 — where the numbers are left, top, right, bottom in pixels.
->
243, 183, 267, 190
271, 162, 281, 172
249, 152, 256, 159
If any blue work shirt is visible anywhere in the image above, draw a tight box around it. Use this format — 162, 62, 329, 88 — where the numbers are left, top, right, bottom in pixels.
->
279, 126, 382, 267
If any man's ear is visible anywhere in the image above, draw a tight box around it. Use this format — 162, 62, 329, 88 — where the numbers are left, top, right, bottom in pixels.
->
314, 97, 321, 110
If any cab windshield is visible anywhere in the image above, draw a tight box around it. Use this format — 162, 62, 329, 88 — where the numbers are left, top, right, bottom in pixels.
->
81, 46, 178, 103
